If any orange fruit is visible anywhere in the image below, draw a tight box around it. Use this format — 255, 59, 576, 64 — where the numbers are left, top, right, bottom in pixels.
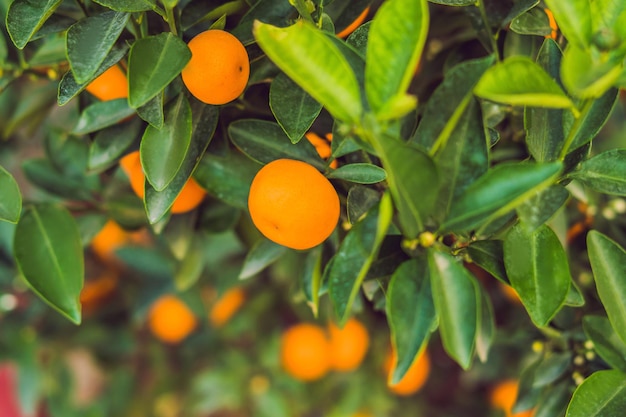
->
544, 8, 558, 40
80, 267, 118, 314
490, 379, 535, 417
336, 6, 371, 38
119, 151, 207, 214
247, 158, 340, 250
209, 286, 246, 328
147, 295, 198, 344
91, 219, 130, 262
85, 64, 128, 101
500, 282, 522, 304
280, 323, 331, 381
181, 29, 250, 105
327, 317, 370, 372
384, 348, 430, 396
305, 132, 338, 169
351, 412, 373, 417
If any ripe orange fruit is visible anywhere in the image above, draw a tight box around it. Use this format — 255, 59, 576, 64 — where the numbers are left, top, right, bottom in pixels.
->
544, 8, 558, 40
147, 295, 198, 344
280, 323, 331, 382
181, 29, 250, 105
80, 267, 118, 314
85, 64, 128, 101
305, 132, 338, 169
247, 159, 340, 250
327, 317, 370, 372
490, 379, 535, 417
209, 286, 246, 328
91, 219, 129, 262
351, 412, 373, 417
336, 6, 371, 38
119, 151, 207, 214
500, 282, 522, 304
384, 348, 430, 396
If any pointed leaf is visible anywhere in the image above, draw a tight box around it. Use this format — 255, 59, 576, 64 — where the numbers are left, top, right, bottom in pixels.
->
504, 223, 571, 326
587, 231, 626, 345
72, 98, 136, 134
253, 20, 362, 124
93, 0, 157, 12
583, 315, 626, 372
386, 256, 437, 384
476, 285, 495, 362
0, 166, 22, 223
13, 204, 83, 324
365, 0, 428, 117
467, 240, 508, 284
7, 0, 62, 49
565, 370, 626, 417
571, 149, 626, 196
516, 185, 569, 232
239, 238, 287, 280
88, 119, 142, 173
326, 163, 387, 184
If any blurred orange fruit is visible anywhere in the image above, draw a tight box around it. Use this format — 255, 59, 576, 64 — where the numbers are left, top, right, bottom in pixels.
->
305, 132, 338, 169
91, 219, 129, 262
147, 295, 198, 344
85, 65, 128, 101
181, 29, 250, 105
248, 158, 340, 250
80, 267, 118, 314
119, 151, 207, 214
500, 282, 522, 304
209, 286, 246, 328
328, 317, 370, 372
490, 379, 535, 417
385, 348, 430, 396
280, 323, 331, 382
336, 6, 370, 38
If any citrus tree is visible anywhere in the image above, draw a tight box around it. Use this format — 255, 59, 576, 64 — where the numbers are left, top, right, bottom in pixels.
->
1, 0, 626, 415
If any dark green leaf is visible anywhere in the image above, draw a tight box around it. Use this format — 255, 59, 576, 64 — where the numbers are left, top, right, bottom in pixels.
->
346, 185, 380, 225
66, 11, 129, 83
239, 238, 287, 280
583, 315, 626, 372
510, 7, 553, 36
365, 0, 428, 118
72, 99, 135, 134
327, 163, 386, 184
253, 21, 362, 124
93, 0, 157, 12
127, 33, 191, 108
88, 119, 141, 173
504, 223, 571, 326
0, 165, 22, 223
22, 158, 97, 201
516, 185, 569, 232
587, 231, 626, 345
565, 370, 626, 417
428, 249, 479, 369
13, 204, 83, 324
572, 149, 626, 196
442, 161, 562, 233
269, 72, 322, 144
534, 382, 572, 417
564, 88, 619, 153
428, 0, 473, 5
231, 0, 294, 44
7, 0, 62, 49
136, 91, 164, 129
467, 240, 508, 284
228, 119, 324, 170
533, 352, 572, 387
386, 256, 436, 384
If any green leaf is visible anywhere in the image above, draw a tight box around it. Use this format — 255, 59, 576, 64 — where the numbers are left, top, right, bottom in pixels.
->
544, 0, 592, 49
583, 315, 626, 372
326, 163, 387, 184
22, 158, 97, 201
136, 93, 164, 129
428, 249, 479, 369
564, 88, 619, 152
239, 238, 287, 280
566, 370, 626, 417
231, 0, 294, 44
561, 44, 624, 99
269, 72, 322, 144
510, 7, 553, 37
0, 165, 22, 223
66, 11, 129, 84
174, 235, 205, 291
365, 0, 428, 118
587, 231, 626, 345
467, 240, 508, 284
6, 0, 62, 49
88, 119, 141, 173
371, 135, 438, 238
428, 0, 473, 5
386, 256, 436, 384
516, 185, 569, 233
93, 0, 157, 12
572, 149, 626, 196
228, 119, 324, 170
128, 33, 191, 108
534, 382, 573, 417
442, 161, 562, 233
253, 20, 362, 124
474, 56, 574, 109
144, 101, 218, 223
13, 204, 83, 324
72, 99, 135, 134
411, 54, 495, 150
504, 223, 571, 326
329, 192, 393, 325
346, 185, 380, 225
475, 285, 495, 362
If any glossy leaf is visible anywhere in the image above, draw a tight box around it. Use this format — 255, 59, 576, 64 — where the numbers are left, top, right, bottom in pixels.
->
329, 192, 393, 325
583, 315, 626, 372
504, 223, 570, 327
564, 88, 619, 153
13, 204, 83, 324
428, 249, 479, 370
365, 0, 428, 118
141, 94, 192, 192
516, 185, 569, 233
6, 0, 62, 49
269, 72, 322, 144
572, 149, 626, 196
88, 120, 141, 173
510, 7, 553, 36
254, 21, 362, 124
66, 11, 129, 83
72, 99, 136, 134
566, 370, 626, 417
239, 239, 287, 280
0, 166, 22, 224
474, 56, 573, 109
346, 186, 380, 225
326, 163, 387, 184
442, 161, 562, 233
228, 119, 324, 170
136, 93, 164, 129
93, 0, 157, 12
587, 231, 626, 345
386, 256, 436, 384
127, 33, 191, 108
467, 240, 508, 284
